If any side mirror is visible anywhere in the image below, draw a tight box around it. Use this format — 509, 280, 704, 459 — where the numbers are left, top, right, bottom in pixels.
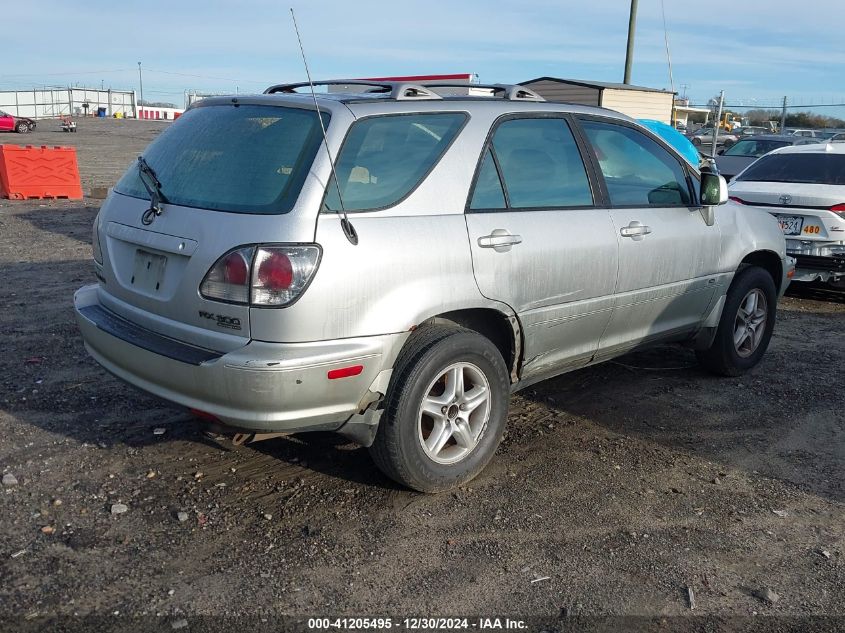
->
699, 172, 728, 227
701, 172, 728, 206
717, 149, 725, 156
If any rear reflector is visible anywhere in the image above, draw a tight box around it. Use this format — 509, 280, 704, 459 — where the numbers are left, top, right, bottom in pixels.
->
189, 408, 220, 423
327, 365, 363, 380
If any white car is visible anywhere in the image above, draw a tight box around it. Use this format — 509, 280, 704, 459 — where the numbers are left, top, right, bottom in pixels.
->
729, 143, 845, 287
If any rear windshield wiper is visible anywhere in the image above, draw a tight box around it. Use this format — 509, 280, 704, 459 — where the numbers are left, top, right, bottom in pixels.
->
137, 156, 168, 221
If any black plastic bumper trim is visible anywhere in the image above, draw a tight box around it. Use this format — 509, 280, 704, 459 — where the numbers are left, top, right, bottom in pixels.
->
79, 305, 224, 366
789, 253, 845, 272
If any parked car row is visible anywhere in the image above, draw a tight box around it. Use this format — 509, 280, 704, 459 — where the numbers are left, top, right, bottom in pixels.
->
689, 127, 738, 148
714, 135, 821, 180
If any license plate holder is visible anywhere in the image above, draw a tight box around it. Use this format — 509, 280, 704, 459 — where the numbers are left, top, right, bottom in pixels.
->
131, 249, 167, 293
777, 215, 803, 236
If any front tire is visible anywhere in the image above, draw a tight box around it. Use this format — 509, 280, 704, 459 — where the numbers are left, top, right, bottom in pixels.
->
369, 325, 510, 493
696, 266, 777, 376
15, 121, 29, 134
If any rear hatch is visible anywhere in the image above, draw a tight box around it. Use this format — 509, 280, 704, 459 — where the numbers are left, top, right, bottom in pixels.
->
96, 101, 327, 350
729, 150, 845, 242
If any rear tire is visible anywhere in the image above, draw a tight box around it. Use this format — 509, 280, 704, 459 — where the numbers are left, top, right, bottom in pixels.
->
696, 266, 777, 376
369, 325, 510, 493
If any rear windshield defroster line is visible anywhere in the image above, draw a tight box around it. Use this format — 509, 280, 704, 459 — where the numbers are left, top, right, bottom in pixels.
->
114, 104, 328, 215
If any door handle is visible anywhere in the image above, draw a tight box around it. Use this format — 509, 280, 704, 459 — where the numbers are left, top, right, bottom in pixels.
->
620, 221, 652, 241
478, 229, 522, 252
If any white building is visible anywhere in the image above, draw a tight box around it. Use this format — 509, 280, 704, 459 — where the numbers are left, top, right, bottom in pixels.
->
0, 88, 137, 119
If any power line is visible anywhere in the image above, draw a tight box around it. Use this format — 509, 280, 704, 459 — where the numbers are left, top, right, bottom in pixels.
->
0, 68, 133, 78
144, 68, 266, 84
690, 103, 845, 109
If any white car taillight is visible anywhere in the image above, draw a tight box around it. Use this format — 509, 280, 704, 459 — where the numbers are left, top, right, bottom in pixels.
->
92, 213, 103, 264
831, 203, 845, 219
200, 247, 254, 304
200, 245, 320, 307
251, 246, 321, 306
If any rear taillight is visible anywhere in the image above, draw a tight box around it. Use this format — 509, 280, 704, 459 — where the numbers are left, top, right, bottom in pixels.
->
831, 203, 845, 218
200, 245, 320, 307
200, 247, 253, 304
729, 196, 748, 205
251, 246, 320, 306
92, 213, 103, 264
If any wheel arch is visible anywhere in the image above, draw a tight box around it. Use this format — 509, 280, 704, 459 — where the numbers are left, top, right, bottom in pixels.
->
739, 250, 783, 293
425, 308, 522, 384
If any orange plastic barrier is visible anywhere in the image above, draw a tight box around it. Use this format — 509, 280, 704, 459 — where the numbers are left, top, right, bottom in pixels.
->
0, 145, 83, 200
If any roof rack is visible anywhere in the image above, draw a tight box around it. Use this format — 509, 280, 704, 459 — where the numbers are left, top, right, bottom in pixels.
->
264, 80, 442, 101
421, 82, 545, 102
263, 80, 545, 102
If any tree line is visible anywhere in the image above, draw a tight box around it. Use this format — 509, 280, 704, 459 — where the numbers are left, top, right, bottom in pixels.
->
741, 109, 845, 129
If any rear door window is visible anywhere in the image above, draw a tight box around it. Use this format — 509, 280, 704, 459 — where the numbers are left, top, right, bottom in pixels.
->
469, 117, 594, 210
736, 153, 845, 185
580, 119, 693, 207
323, 113, 467, 212
114, 104, 326, 214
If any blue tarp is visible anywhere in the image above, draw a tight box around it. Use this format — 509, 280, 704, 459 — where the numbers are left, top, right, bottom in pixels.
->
638, 119, 701, 167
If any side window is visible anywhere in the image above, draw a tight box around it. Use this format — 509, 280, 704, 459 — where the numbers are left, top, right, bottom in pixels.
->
324, 112, 466, 212
469, 149, 506, 209
580, 120, 693, 207
470, 117, 593, 210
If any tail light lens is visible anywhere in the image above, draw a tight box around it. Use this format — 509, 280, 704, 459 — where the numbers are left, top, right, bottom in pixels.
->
831, 203, 845, 218
252, 246, 320, 306
200, 247, 254, 304
200, 245, 320, 307
92, 213, 103, 264
729, 196, 748, 205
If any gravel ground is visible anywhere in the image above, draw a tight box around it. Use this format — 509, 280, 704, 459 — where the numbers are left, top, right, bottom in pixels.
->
0, 119, 843, 629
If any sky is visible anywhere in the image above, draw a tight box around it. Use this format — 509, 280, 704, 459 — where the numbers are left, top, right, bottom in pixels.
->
6, 0, 845, 116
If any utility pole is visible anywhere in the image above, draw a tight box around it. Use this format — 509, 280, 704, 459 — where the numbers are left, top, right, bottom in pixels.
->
711, 90, 724, 159
623, 0, 639, 84
137, 61, 144, 117
779, 96, 787, 133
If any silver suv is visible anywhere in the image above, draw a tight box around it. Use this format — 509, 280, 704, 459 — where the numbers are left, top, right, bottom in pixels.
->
75, 80, 790, 492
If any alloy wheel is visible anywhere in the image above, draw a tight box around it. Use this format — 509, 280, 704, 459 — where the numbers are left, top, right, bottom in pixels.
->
733, 288, 768, 358
417, 362, 491, 465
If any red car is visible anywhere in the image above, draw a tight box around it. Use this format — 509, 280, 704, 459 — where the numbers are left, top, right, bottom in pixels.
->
0, 110, 36, 133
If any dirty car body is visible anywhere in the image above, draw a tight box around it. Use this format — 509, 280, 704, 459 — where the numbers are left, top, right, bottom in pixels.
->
75, 80, 790, 491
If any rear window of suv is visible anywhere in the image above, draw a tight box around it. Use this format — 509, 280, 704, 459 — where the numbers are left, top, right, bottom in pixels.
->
736, 153, 845, 185
114, 104, 326, 214
323, 113, 467, 212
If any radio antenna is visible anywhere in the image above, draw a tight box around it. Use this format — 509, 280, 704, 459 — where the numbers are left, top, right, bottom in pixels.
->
290, 8, 358, 245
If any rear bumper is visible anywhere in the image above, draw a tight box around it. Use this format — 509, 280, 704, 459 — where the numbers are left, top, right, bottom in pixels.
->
74, 284, 406, 432
786, 244, 845, 282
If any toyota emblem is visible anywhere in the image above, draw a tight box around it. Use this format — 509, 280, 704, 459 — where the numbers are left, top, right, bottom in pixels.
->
779, 194, 792, 205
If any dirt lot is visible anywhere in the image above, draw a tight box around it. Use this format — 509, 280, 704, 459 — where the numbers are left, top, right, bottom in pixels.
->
0, 119, 843, 628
